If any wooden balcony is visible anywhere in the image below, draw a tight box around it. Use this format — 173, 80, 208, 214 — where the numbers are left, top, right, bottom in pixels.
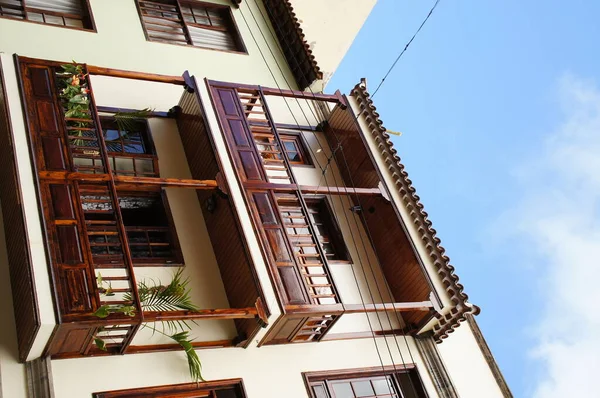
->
207, 79, 442, 345
0, 57, 268, 361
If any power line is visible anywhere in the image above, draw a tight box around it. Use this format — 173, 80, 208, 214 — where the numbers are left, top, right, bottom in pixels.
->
245, 2, 421, 395
238, 3, 399, 392
250, 6, 429, 396
370, 0, 442, 99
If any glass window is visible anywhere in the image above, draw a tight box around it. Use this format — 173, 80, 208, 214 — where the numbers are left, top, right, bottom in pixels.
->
0, 0, 94, 30
136, 0, 246, 53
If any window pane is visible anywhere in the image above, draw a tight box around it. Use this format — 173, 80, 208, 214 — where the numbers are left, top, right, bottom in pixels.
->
135, 158, 155, 175
352, 381, 374, 397
27, 12, 43, 22
312, 385, 329, 398
283, 140, 297, 152
104, 129, 121, 141
332, 382, 354, 398
64, 17, 84, 28
44, 14, 64, 25
373, 378, 396, 395
114, 157, 134, 173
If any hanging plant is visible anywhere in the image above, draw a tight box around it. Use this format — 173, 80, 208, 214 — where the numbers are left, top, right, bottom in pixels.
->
57, 61, 154, 150
94, 270, 204, 382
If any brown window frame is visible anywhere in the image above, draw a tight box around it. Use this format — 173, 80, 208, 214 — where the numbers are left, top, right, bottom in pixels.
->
0, 0, 96, 31
135, 0, 247, 54
304, 365, 428, 398
118, 190, 184, 267
306, 197, 351, 264
100, 116, 160, 178
281, 131, 313, 166
93, 378, 247, 398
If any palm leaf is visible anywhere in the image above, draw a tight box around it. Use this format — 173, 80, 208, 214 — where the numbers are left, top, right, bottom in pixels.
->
170, 331, 204, 383
112, 108, 154, 138
125, 269, 198, 333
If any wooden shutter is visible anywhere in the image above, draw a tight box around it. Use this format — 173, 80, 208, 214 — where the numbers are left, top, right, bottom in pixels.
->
136, 0, 243, 52
210, 86, 268, 182
0, 0, 25, 19
1, 0, 91, 29
18, 59, 140, 326
209, 82, 342, 308
26, 0, 84, 15
137, 0, 190, 46
176, 74, 267, 345
0, 56, 40, 361
249, 190, 310, 305
18, 62, 96, 316
180, 2, 238, 51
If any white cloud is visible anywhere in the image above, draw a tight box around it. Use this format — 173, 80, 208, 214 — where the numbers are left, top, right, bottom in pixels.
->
510, 74, 600, 397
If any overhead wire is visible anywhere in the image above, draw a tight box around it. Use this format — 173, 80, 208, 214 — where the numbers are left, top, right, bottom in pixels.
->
238, 1, 399, 389
245, 1, 418, 392
370, 0, 442, 99
239, 1, 439, 394
248, 3, 437, 396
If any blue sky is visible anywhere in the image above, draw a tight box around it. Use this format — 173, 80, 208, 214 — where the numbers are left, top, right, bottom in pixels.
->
328, 1, 600, 397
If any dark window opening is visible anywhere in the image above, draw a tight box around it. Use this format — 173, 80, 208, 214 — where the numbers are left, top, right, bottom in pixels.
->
136, 0, 246, 53
306, 198, 350, 263
306, 368, 427, 398
281, 132, 312, 166
93, 379, 247, 398
0, 0, 95, 30
81, 189, 182, 266
100, 117, 159, 178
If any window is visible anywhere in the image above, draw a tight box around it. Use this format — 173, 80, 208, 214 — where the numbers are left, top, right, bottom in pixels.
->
281, 132, 312, 165
136, 0, 246, 53
305, 367, 427, 398
72, 117, 159, 177
254, 132, 312, 166
306, 198, 351, 263
93, 379, 247, 398
81, 190, 182, 266
0, 0, 95, 30
101, 117, 159, 178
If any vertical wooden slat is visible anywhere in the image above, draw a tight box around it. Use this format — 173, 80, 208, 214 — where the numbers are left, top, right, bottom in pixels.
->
0, 56, 41, 362
84, 65, 142, 353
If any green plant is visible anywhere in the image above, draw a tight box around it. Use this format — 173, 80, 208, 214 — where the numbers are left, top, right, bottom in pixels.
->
58, 61, 154, 150
94, 270, 204, 382
113, 108, 154, 134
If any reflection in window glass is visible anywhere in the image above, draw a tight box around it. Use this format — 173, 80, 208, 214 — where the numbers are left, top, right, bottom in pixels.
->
332, 382, 354, 398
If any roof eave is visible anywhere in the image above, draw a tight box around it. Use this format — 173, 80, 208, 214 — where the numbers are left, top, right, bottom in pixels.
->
350, 78, 479, 343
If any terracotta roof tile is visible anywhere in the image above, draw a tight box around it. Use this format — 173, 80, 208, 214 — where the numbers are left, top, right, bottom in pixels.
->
350, 78, 480, 343
262, 0, 322, 89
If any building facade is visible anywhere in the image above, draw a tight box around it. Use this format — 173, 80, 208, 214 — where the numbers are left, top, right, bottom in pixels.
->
0, 1, 511, 397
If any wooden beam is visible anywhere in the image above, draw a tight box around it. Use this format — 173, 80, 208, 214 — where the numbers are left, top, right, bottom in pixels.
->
87, 65, 185, 85
144, 307, 259, 322
51, 339, 234, 359
115, 176, 218, 189
206, 79, 342, 104
300, 185, 382, 196
285, 301, 433, 315
242, 181, 382, 196
321, 329, 407, 342
38, 172, 218, 189
344, 301, 434, 314
285, 304, 345, 315
16, 56, 185, 85
127, 339, 234, 354
97, 106, 170, 118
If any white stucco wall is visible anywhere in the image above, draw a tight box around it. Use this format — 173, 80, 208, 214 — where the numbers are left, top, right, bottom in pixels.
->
0, 208, 28, 398
0, 1, 505, 397
289, 0, 378, 87
50, 335, 436, 397
437, 322, 505, 398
